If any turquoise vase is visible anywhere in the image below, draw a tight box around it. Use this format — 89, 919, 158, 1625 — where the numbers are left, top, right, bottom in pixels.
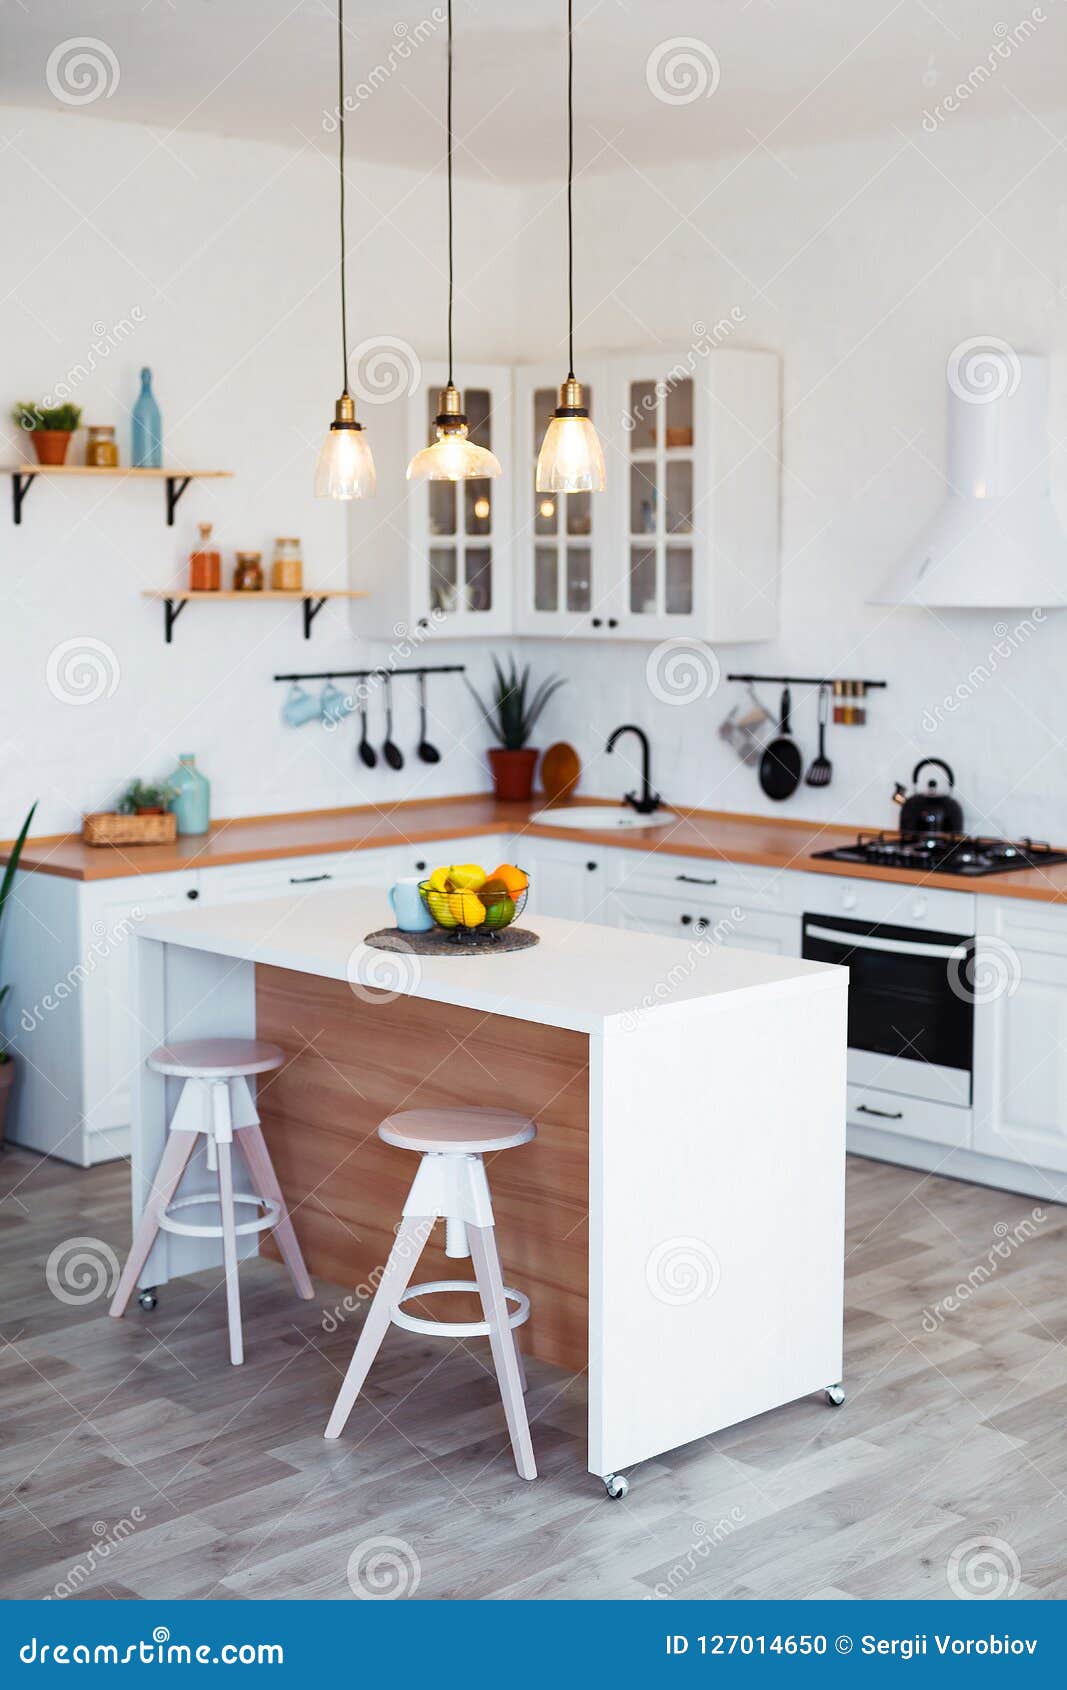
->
131, 366, 162, 468
168, 754, 210, 836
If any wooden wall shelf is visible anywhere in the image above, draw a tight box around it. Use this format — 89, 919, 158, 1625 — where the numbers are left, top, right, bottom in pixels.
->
142, 588, 368, 643
3, 465, 232, 526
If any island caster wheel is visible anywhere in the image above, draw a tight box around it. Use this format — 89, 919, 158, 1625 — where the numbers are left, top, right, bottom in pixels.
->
603, 1473, 629, 1499
825, 1383, 845, 1407
137, 1289, 158, 1312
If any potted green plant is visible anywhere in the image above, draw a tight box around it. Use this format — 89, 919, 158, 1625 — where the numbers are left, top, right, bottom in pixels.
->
1, 803, 38, 1150
11, 401, 83, 466
118, 779, 175, 816
467, 657, 566, 802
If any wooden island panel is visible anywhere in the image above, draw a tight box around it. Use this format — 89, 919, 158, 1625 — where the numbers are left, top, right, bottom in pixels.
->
254, 964, 590, 1373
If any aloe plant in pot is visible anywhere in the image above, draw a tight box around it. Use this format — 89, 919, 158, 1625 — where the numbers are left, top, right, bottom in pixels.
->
467, 657, 566, 802
0, 803, 37, 1150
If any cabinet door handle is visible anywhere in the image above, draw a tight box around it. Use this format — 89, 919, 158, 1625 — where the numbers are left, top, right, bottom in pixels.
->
676, 873, 718, 886
856, 1103, 903, 1120
586, 861, 598, 872
414, 860, 427, 872
186, 888, 199, 900
290, 873, 332, 884
607, 618, 618, 629
591, 617, 603, 628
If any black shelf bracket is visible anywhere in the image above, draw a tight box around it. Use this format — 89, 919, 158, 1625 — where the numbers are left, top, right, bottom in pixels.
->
165, 475, 192, 526
11, 472, 35, 525
302, 596, 328, 639
163, 599, 188, 644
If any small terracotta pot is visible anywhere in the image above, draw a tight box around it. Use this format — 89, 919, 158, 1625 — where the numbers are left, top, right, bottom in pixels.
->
488, 747, 538, 802
0, 1060, 15, 1150
31, 430, 73, 466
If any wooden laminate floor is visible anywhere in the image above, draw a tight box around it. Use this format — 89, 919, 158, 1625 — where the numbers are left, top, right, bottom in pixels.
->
1, 1145, 1065, 1601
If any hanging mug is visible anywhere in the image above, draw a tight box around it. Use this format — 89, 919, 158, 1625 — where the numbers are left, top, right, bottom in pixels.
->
321, 680, 354, 728
282, 682, 322, 728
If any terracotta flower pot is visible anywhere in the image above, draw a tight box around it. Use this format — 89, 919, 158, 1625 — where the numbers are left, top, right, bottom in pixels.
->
488, 747, 539, 802
31, 430, 73, 467
0, 1060, 15, 1151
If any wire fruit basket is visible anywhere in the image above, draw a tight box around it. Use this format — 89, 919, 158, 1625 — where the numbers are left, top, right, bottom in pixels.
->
419, 876, 529, 943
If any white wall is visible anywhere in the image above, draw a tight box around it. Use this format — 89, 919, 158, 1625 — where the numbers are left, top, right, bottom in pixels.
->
4, 102, 1067, 845
0, 107, 522, 838
514, 111, 1067, 843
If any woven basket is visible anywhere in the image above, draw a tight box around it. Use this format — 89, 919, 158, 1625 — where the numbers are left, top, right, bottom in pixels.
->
82, 811, 177, 847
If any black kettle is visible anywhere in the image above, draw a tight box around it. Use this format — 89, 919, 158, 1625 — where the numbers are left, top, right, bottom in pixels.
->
893, 758, 964, 836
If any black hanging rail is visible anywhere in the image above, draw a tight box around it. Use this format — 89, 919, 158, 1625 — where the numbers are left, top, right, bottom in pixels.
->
273, 664, 466, 683
727, 673, 888, 689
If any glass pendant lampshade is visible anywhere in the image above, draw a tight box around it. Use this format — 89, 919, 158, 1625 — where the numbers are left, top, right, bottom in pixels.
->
315, 394, 376, 499
536, 375, 605, 492
407, 383, 501, 482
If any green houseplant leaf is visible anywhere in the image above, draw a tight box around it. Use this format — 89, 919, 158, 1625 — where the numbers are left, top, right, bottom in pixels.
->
467, 658, 566, 750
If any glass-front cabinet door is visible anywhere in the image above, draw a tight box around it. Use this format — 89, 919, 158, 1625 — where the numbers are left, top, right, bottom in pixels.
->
619, 356, 702, 638
408, 362, 512, 637
513, 361, 617, 636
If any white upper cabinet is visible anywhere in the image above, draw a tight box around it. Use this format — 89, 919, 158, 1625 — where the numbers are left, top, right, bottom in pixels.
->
512, 360, 616, 637
352, 348, 779, 644
514, 347, 781, 643
351, 360, 514, 640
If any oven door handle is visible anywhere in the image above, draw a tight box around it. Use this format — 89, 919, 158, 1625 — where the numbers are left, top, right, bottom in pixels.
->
805, 922, 969, 961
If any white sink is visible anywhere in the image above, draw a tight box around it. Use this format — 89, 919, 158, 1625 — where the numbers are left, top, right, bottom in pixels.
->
530, 805, 676, 832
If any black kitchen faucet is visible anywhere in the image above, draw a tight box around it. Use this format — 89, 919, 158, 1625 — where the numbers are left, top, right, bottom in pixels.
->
606, 724, 662, 815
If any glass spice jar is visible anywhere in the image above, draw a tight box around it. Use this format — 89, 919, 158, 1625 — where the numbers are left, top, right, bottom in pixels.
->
233, 551, 264, 591
189, 521, 221, 591
85, 425, 119, 468
271, 536, 303, 592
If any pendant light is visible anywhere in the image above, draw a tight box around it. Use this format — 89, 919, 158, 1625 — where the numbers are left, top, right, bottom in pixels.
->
535, 0, 606, 494
315, 0, 376, 500
407, 0, 501, 483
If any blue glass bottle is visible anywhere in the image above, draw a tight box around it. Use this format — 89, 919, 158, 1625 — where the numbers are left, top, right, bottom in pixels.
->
168, 754, 210, 836
131, 366, 162, 468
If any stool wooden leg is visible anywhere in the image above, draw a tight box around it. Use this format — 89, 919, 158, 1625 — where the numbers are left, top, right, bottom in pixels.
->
215, 1139, 244, 1366
324, 1216, 431, 1440
468, 1224, 537, 1481
235, 1123, 314, 1300
109, 1129, 198, 1319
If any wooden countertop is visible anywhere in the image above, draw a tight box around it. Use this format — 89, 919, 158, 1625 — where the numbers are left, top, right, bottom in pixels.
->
7, 794, 1067, 902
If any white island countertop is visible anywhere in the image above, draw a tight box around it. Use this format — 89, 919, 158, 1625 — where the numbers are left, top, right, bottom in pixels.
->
138, 885, 843, 1035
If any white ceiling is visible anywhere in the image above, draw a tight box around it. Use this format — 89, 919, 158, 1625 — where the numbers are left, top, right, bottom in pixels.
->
3, 0, 1067, 181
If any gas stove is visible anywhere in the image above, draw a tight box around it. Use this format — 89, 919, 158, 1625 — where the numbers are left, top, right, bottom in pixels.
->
812, 831, 1067, 878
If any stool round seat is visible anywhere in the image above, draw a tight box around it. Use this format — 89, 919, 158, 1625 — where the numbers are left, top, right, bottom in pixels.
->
378, 1107, 536, 1155
147, 1038, 286, 1079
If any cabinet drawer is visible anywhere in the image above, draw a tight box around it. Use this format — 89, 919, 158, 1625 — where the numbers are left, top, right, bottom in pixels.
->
202, 849, 398, 902
847, 1083, 971, 1150
797, 871, 975, 933
613, 852, 789, 912
610, 887, 798, 955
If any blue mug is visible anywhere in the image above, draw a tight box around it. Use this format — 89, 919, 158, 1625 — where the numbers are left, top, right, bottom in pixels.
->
389, 877, 434, 933
282, 683, 322, 728
321, 680, 355, 728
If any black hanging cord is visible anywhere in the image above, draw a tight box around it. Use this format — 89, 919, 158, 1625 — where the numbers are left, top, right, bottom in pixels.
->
566, 0, 575, 381
446, 0, 455, 386
337, 0, 349, 395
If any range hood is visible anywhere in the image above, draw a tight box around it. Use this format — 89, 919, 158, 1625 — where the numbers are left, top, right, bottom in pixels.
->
872, 350, 1067, 608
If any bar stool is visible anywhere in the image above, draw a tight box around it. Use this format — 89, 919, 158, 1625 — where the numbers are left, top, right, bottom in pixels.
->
324, 1107, 537, 1481
109, 1039, 314, 1364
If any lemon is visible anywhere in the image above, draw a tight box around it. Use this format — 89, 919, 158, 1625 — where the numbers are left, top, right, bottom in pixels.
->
447, 863, 487, 892
425, 889, 459, 928
448, 890, 487, 927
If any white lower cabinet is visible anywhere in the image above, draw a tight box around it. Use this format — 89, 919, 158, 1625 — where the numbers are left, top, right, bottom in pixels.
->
973, 901, 1067, 1176
517, 839, 611, 925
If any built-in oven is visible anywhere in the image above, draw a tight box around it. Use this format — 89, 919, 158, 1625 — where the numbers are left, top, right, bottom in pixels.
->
802, 911, 975, 1108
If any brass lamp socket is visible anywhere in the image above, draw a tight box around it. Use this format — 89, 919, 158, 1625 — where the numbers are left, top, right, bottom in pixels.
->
554, 375, 590, 419
433, 383, 468, 435
331, 393, 363, 432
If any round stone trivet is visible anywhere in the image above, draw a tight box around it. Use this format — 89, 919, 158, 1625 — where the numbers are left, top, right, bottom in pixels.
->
363, 926, 540, 957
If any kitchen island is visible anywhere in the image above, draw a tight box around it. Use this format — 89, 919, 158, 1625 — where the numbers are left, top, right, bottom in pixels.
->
129, 886, 847, 1486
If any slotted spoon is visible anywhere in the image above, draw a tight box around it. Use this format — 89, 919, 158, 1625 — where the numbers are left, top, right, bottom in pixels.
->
805, 684, 833, 787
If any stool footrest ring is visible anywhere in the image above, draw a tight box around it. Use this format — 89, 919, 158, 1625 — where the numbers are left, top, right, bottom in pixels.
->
391, 1279, 530, 1339
158, 1192, 281, 1240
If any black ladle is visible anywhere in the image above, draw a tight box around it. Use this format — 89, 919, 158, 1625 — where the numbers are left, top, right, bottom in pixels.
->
382, 674, 404, 770
357, 698, 377, 769
416, 672, 440, 764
